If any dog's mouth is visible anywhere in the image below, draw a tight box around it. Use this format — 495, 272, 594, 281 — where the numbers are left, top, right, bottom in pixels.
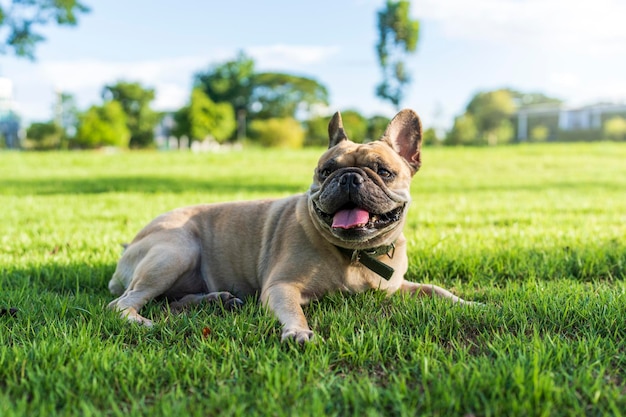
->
314, 202, 405, 232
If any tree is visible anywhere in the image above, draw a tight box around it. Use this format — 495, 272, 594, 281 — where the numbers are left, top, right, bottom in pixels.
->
75, 100, 130, 148
249, 117, 305, 149
25, 120, 63, 149
194, 53, 330, 138
467, 90, 516, 132
423, 127, 441, 146
448, 88, 563, 146
337, 110, 368, 143
250, 72, 329, 120
375, 0, 419, 109
304, 115, 329, 147
366, 115, 390, 141
102, 81, 159, 148
173, 88, 236, 144
464, 89, 516, 145
445, 114, 478, 146
194, 52, 255, 140
0, 0, 89, 59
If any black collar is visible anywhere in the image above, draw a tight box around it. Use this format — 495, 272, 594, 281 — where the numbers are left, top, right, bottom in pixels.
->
335, 243, 396, 280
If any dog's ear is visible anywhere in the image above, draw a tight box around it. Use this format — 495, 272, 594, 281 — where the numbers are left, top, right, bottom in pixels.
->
382, 109, 422, 174
328, 111, 348, 148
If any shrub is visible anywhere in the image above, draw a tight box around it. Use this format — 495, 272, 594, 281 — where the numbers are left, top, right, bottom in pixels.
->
603, 116, 626, 141
26, 121, 64, 150
530, 124, 550, 142
249, 117, 304, 148
75, 101, 130, 148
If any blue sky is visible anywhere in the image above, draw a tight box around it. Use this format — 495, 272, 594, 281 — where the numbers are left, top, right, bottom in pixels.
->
2, 0, 625, 129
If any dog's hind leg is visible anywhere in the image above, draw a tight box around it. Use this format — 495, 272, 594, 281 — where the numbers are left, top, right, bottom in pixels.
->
108, 243, 198, 326
168, 292, 244, 313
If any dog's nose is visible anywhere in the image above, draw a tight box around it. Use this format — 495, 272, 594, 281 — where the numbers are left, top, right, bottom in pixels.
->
340, 172, 364, 188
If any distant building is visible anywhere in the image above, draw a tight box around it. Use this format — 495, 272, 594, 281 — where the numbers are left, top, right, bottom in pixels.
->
0, 77, 21, 149
515, 102, 626, 142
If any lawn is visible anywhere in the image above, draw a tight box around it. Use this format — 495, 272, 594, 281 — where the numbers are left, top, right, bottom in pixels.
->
1, 143, 625, 416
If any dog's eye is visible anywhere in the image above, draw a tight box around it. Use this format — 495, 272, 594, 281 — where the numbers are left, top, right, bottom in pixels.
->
319, 168, 331, 179
377, 167, 393, 179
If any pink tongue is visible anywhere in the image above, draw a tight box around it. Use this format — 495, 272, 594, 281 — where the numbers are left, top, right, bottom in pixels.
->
332, 208, 370, 229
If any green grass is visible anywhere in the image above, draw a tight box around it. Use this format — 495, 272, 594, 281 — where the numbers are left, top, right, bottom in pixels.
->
1, 143, 625, 416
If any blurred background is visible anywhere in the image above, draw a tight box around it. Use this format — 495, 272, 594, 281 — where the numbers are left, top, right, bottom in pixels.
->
1, 0, 625, 150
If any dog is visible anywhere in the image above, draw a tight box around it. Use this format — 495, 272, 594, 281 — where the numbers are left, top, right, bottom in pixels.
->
108, 109, 471, 343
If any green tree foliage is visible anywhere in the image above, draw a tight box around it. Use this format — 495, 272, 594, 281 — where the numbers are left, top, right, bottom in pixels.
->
194, 53, 329, 139
366, 115, 390, 141
194, 52, 255, 139
249, 117, 304, 148
0, 0, 89, 59
304, 115, 328, 147
466, 89, 516, 135
375, 0, 419, 109
194, 51, 255, 117
23, 92, 77, 150
493, 119, 514, 145
338, 110, 368, 143
445, 114, 478, 146
446, 88, 517, 145
102, 81, 159, 148
173, 88, 236, 144
75, 100, 130, 148
25, 121, 63, 149
305, 112, 388, 147
251, 72, 329, 120
603, 116, 626, 141
422, 127, 442, 146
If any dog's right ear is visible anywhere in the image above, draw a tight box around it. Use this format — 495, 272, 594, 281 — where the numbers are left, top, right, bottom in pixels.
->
328, 111, 348, 148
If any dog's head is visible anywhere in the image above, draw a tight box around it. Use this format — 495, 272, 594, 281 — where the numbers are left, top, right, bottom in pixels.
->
308, 109, 422, 249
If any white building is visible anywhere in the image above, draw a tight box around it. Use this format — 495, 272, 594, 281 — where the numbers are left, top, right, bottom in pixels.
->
0, 77, 21, 149
516, 102, 626, 141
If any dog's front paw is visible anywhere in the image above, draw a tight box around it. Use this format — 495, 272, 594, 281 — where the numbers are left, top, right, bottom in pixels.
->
281, 327, 315, 344
118, 307, 154, 327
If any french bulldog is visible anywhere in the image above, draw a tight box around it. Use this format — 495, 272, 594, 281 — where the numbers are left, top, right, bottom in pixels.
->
108, 109, 471, 343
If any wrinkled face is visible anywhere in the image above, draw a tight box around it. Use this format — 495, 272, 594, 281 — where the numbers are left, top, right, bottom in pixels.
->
308, 140, 414, 249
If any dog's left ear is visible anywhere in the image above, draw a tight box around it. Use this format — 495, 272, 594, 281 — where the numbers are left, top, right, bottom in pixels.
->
382, 109, 422, 174
328, 111, 348, 148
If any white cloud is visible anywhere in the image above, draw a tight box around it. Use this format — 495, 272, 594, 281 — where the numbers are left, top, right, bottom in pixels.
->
37, 45, 341, 111
548, 74, 626, 106
9, 55, 221, 119
247, 44, 341, 71
40, 56, 210, 91
549, 72, 581, 89
415, 0, 626, 54
153, 82, 189, 111
6, 44, 343, 122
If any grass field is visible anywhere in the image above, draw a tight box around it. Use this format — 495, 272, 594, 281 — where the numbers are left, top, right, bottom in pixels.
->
1, 143, 625, 416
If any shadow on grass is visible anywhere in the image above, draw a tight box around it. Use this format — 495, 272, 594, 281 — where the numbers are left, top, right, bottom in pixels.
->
0, 176, 307, 196
409, 238, 626, 284
3, 174, 623, 197
414, 179, 623, 195
2, 240, 624, 301
1, 262, 116, 296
